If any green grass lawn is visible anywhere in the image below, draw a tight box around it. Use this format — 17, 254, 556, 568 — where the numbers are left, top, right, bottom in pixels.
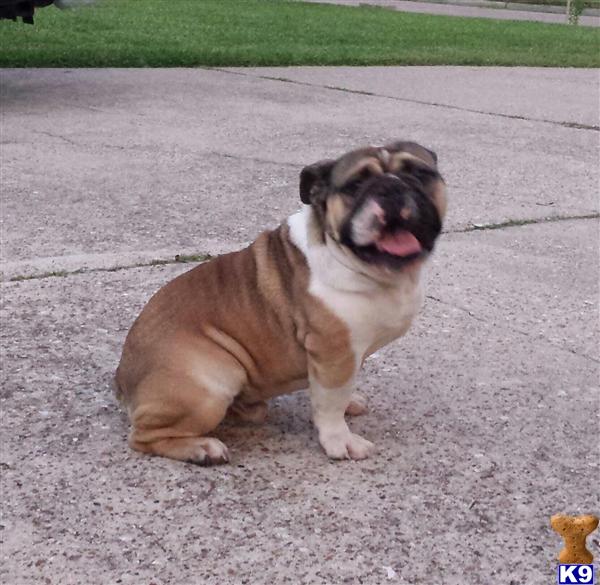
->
0, 0, 598, 67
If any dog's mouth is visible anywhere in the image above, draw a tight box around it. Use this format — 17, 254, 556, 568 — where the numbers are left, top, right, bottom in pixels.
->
338, 181, 441, 269
347, 228, 430, 269
375, 230, 423, 257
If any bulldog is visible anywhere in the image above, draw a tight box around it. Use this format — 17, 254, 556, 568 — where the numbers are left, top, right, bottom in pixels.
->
115, 141, 447, 465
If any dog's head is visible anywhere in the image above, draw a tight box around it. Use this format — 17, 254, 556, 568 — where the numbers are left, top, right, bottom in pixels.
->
299, 141, 447, 273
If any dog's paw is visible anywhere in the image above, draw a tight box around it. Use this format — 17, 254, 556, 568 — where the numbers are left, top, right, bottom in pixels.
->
185, 438, 230, 466
320, 431, 375, 460
345, 392, 368, 416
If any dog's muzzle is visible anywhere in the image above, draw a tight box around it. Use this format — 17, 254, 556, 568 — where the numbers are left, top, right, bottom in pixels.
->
340, 176, 442, 267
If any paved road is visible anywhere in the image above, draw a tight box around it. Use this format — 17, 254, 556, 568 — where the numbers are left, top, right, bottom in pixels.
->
1, 67, 599, 585
302, 0, 600, 26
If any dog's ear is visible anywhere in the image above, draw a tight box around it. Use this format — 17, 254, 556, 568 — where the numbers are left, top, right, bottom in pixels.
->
299, 159, 335, 204
385, 141, 438, 168
423, 146, 437, 165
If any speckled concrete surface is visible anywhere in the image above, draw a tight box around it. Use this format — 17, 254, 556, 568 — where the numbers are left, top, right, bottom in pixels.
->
1, 68, 599, 585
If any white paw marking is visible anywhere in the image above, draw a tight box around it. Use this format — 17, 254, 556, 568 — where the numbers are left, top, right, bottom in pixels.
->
320, 430, 375, 460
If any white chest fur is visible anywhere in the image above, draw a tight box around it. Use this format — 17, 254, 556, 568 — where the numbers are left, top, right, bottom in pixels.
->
288, 207, 424, 362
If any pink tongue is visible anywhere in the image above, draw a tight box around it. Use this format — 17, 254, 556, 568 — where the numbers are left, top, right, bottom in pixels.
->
375, 230, 422, 257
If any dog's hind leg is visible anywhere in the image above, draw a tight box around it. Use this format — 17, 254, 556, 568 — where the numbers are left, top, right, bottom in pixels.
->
127, 354, 246, 465
226, 398, 268, 424
345, 392, 367, 416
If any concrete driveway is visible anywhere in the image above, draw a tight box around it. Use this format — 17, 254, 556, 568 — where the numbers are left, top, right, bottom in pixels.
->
302, 0, 600, 26
1, 67, 598, 585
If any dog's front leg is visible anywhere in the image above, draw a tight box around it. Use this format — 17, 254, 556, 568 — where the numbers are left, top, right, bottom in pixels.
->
309, 373, 375, 460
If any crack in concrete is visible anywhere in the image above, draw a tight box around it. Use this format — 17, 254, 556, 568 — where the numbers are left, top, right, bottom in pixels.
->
27, 131, 302, 169
208, 150, 300, 168
213, 68, 600, 132
4, 253, 210, 284
3, 212, 597, 283
10, 256, 593, 362
32, 131, 150, 153
426, 294, 600, 364
4, 225, 597, 363
33, 130, 81, 147
9, 257, 594, 364
445, 212, 600, 234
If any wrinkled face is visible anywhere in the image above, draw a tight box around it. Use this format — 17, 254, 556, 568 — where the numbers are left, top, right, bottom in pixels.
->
299, 141, 447, 271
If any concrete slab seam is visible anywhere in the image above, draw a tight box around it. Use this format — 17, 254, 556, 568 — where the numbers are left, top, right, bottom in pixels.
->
2, 213, 597, 283
25, 130, 304, 168
446, 212, 600, 234
3, 254, 211, 283
212, 68, 600, 132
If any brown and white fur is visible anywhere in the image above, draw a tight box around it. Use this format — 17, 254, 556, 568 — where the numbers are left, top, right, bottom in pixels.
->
115, 141, 447, 465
